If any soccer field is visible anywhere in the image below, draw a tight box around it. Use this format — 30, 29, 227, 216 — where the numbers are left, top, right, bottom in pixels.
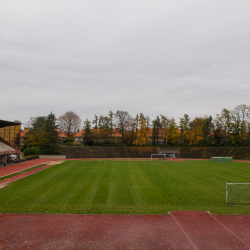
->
0, 160, 250, 215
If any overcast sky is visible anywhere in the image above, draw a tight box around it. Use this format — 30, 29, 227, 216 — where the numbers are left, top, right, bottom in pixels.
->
1, 0, 250, 127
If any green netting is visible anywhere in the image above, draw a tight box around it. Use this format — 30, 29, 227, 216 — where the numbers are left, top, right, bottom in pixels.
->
224, 157, 233, 162
210, 157, 233, 162
227, 184, 250, 206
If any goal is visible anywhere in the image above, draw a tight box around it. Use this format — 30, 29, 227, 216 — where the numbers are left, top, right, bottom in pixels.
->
226, 183, 250, 206
151, 154, 172, 161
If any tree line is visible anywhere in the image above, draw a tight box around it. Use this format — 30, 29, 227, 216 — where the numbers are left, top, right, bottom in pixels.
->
23, 112, 61, 154
23, 104, 250, 149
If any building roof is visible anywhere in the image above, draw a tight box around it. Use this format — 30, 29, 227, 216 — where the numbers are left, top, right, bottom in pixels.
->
74, 128, 181, 138
55, 129, 67, 138
0, 120, 21, 129
74, 129, 122, 137
20, 129, 29, 137
20, 129, 67, 138
74, 130, 84, 137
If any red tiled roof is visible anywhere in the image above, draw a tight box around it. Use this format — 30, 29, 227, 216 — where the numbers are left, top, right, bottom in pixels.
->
20, 129, 29, 137
112, 129, 122, 137
74, 128, 181, 138
20, 129, 67, 138
74, 129, 122, 137
55, 129, 67, 138
74, 130, 84, 137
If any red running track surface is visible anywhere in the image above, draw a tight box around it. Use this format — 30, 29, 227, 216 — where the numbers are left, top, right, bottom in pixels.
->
213, 214, 250, 246
0, 164, 55, 187
1, 212, 250, 250
0, 159, 54, 178
170, 211, 250, 250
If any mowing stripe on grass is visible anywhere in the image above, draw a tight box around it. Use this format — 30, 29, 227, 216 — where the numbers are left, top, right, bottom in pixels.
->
1, 160, 250, 214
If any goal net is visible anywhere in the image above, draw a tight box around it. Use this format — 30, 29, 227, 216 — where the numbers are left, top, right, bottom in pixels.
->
226, 183, 250, 206
151, 154, 172, 161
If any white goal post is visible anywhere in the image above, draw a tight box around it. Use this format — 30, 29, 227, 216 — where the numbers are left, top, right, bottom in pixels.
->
151, 154, 172, 161
226, 183, 250, 206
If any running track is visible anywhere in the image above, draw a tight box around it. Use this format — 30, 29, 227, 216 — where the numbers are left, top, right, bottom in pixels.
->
1, 159, 250, 249
0, 212, 250, 249
0, 159, 54, 178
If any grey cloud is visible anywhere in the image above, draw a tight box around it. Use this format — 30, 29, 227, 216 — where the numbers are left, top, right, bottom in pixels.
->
1, 0, 250, 125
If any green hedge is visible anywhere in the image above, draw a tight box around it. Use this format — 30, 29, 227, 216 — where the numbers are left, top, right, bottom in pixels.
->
23, 147, 42, 156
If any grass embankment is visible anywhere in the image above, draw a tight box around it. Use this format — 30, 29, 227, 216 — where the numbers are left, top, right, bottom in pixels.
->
0, 164, 47, 182
0, 160, 250, 214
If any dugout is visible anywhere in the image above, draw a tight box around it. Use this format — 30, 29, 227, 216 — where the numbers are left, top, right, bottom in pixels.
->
210, 157, 233, 162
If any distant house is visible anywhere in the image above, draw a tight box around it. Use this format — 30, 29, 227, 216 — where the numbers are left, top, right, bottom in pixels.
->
56, 129, 67, 142
20, 129, 67, 145
74, 128, 182, 145
74, 130, 84, 144
20, 129, 29, 146
74, 129, 122, 144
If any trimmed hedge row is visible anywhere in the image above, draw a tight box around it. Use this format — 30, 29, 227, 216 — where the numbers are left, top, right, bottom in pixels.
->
23, 147, 42, 156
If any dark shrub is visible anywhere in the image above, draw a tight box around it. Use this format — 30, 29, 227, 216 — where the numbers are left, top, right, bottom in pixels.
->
23, 148, 31, 156
64, 138, 74, 144
34, 148, 42, 155
29, 146, 37, 155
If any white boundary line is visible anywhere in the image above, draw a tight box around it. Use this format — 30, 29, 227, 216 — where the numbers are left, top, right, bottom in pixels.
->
207, 212, 250, 248
169, 212, 198, 250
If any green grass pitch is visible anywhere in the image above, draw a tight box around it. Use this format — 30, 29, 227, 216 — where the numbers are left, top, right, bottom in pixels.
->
0, 160, 250, 215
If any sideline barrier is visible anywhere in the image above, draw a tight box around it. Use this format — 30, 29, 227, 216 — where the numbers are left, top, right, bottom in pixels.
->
39, 155, 66, 159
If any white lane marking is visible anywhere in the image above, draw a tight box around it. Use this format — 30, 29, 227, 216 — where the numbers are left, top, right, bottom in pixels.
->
207, 211, 250, 248
90, 187, 98, 203
170, 212, 198, 250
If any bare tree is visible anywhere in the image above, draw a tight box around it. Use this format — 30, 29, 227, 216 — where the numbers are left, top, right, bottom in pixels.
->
114, 110, 132, 143
238, 104, 250, 134
98, 115, 110, 143
58, 111, 82, 137
230, 104, 250, 146
214, 109, 232, 136
232, 104, 250, 135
